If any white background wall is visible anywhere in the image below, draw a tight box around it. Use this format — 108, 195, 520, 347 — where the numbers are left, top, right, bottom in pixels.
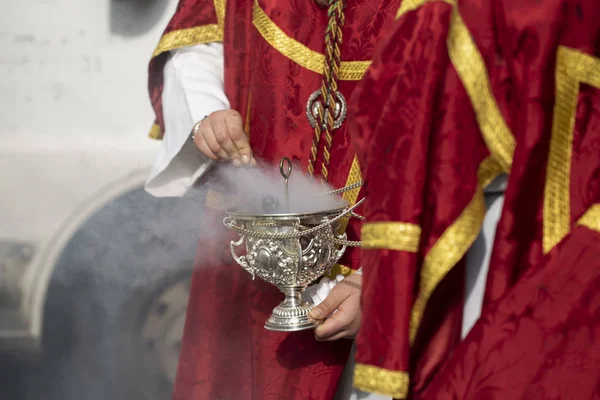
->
0, 0, 181, 344
0, 0, 181, 243
0, 0, 176, 140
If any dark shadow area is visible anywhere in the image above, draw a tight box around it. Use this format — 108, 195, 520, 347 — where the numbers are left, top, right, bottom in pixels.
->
0, 187, 206, 400
110, 0, 170, 37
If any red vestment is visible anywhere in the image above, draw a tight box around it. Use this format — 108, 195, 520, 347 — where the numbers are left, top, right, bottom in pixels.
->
348, 0, 600, 398
147, 0, 400, 398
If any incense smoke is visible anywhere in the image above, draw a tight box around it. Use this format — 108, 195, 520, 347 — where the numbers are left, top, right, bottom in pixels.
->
2, 158, 349, 400
210, 159, 348, 215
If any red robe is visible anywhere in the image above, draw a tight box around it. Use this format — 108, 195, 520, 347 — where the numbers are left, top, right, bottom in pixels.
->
348, 0, 600, 398
147, 0, 400, 398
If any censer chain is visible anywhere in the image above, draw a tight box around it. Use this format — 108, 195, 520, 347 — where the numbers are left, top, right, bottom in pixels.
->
319, 180, 366, 221
318, 180, 363, 196
333, 238, 362, 247
224, 198, 365, 245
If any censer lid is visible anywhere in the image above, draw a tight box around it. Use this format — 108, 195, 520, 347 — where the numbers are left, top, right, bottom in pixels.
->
225, 201, 349, 221
225, 156, 349, 220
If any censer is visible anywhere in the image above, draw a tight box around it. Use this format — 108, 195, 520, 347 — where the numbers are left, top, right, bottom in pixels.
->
223, 157, 363, 332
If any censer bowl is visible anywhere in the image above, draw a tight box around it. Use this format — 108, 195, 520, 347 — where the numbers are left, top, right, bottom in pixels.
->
224, 206, 349, 332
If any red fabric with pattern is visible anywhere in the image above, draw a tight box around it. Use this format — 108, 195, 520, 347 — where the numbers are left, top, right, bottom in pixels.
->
423, 1, 600, 397
348, 2, 493, 395
147, 0, 400, 398
349, 0, 600, 398
423, 227, 600, 400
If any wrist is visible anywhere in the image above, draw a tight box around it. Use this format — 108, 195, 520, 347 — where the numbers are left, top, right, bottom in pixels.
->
190, 115, 208, 143
338, 279, 361, 290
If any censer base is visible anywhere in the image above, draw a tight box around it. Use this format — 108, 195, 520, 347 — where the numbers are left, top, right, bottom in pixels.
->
264, 286, 322, 332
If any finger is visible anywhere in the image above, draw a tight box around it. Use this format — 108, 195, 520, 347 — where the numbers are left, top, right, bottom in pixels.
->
193, 129, 219, 160
225, 110, 254, 164
317, 329, 353, 342
309, 287, 351, 320
315, 287, 361, 341
314, 310, 353, 341
211, 113, 240, 162
202, 121, 229, 160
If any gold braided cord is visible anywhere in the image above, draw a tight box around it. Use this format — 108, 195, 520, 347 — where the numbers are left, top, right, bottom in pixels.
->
320, 2, 343, 179
252, 1, 370, 80
308, 0, 346, 180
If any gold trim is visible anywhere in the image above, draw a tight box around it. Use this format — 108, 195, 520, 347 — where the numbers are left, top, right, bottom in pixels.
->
409, 156, 503, 342
342, 157, 363, 215
325, 158, 362, 280
326, 264, 355, 279
396, 0, 515, 173
353, 363, 409, 399
447, 6, 514, 172
361, 222, 421, 252
252, 1, 371, 81
214, 0, 226, 30
577, 204, 600, 233
152, 24, 223, 58
150, 0, 226, 139
477, 153, 505, 188
396, 0, 452, 20
148, 123, 163, 140
543, 47, 600, 253
361, 0, 512, 346
338, 156, 362, 232
402, 1, 516, 339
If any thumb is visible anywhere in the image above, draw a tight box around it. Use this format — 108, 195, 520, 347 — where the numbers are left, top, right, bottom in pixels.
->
225, 112, 254, 165
236, 140, 254, 165
309, 286, 349, 320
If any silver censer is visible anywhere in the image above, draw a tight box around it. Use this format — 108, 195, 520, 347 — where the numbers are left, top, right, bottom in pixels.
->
223, 157, 362, 331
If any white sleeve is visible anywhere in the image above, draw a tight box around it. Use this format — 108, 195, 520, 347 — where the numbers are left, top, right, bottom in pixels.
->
145, 42, 230, 198
302, 275, 345, 306
302, 268, 362, 306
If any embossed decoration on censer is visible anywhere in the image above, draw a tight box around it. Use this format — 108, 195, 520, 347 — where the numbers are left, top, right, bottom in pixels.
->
223, 157, 363, 332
